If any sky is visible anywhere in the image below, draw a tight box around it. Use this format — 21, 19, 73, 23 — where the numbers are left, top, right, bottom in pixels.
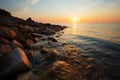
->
0, 0, 120, 23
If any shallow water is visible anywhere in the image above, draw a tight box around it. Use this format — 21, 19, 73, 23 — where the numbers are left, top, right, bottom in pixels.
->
58, 23, 120, 80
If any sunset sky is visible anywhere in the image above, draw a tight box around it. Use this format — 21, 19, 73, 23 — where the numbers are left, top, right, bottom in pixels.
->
0, 0, 120, 23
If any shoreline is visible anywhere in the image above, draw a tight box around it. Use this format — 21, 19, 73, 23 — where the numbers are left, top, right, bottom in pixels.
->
0, 9, 105, 80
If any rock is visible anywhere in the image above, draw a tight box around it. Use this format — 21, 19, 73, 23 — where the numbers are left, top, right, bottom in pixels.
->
26, 17, 34, 24
0, 44, 12, 54
34, 37, 39, 42
41, 48, 59, 60
0, 27, 17, 41
25, 50, 34, 60
41, 27, 55, 35
31, 33, 43, 37
49, 61, 71, 80
26, 39, 34, 46
47, 37, 58, 42
31, 42, 44, 50
25, 39, 34, 49
0, 37, 10, 44
46, 41, 63, 48
0, 40, 12, 57
0, 48, 31, 78
0, 9, 11, 17
17, 71, 40, 80
11, 40, 24, 49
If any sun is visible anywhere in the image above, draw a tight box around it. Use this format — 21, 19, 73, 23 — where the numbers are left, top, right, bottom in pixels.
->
72, 17, 79, 23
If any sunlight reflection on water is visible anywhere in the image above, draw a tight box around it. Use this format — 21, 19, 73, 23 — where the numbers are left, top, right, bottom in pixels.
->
62, 23, 120, 43
59, 23, 120, 80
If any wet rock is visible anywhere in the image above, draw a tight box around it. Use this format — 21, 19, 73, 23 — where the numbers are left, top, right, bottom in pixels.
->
47, 37, 58, 42
41, 48, 59, 59
55, 35, 60, 37
11, 40, 24, 49
34, 37, 39, 42
41, 27, 55, 35
0, 48, 31, 78
25, 50, 34, 60
41, 41, 63, 49
0, 37, 10, 44
26, 39, 34, 45
48, 61, 71, 80
31, 42, 44, 50
17, 71, 40, 80
86, 58, 95, 62
0, 44, 12, 57
0, 27, 17, 41
0, 44, 12, 54
25, 39, 34, 49
31, 33, 43, 37
32, 61, 72, 80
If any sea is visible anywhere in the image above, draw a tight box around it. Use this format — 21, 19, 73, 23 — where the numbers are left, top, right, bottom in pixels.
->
57, 23, 120, 80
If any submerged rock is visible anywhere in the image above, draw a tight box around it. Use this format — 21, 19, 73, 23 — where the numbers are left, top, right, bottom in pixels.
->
41, 48, 59, 60
24, 43, 105, 80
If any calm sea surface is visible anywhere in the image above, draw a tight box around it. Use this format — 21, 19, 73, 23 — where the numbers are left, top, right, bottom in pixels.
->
57, 23, 120, 80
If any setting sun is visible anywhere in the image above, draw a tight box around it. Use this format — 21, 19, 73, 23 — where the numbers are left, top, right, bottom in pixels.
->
72, 17, 79, 23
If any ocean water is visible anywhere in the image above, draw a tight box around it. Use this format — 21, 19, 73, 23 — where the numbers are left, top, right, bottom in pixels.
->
58, 23, 120, 80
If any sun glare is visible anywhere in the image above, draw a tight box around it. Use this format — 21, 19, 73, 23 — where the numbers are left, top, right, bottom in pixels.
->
72, 17, 79, 23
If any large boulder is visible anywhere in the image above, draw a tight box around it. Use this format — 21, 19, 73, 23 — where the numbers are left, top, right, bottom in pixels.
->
0, 48, 31, 79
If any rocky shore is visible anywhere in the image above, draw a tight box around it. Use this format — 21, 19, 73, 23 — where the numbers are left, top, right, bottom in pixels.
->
0, 9, 105, 80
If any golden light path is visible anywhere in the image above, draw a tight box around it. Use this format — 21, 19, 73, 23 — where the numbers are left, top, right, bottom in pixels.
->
72, 17, 79, 28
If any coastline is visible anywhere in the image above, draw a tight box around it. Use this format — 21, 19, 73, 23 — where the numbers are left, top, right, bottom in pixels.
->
0, 9, 105, 80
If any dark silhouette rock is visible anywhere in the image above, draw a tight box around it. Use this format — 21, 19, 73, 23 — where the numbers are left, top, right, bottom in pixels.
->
0, 48, 31, 78
26, 17, 34, 23
0, 9, 11, 17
